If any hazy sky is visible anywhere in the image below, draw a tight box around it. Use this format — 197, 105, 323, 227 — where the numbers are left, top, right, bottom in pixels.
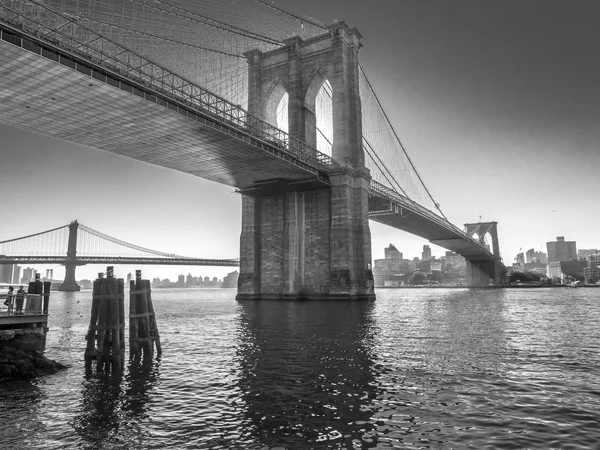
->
1, 0, 599, 281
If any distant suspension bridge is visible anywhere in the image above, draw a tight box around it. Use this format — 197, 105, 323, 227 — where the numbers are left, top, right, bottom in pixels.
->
0, 220, 239, 291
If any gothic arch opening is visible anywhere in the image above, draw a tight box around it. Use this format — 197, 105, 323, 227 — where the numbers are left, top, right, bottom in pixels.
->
305, 71, 333, 157
264, 80, 288, 134
315, 79, 333, 156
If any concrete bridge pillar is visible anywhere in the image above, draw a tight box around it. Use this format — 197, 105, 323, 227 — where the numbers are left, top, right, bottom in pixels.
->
58, 220, 81, 292
238, 23, 374, 301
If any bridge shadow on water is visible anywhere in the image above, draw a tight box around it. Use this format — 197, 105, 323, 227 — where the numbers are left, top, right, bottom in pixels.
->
233, 300, 384, 449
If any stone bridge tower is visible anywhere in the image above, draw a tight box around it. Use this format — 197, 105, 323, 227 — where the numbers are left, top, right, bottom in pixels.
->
237, 22, 374, 300
463, 221, 505, 286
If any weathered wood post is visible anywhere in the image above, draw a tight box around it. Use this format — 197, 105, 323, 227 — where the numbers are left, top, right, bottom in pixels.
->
26, 273, 44, 314
42, 281, 51, 314
129, 270, 161, 362
84, 267, 125, 374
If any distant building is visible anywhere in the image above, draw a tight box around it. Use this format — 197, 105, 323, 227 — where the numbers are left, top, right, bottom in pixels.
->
127, 273, 132, 284
516, 253, 525, 266
79, 279, 93, 290
384, 244, 402, 261
578, 249, 598, 259
430, 259, 443, 272
374, 244, 410, 287
525, 249, 547, 264
374, 259, 406, 287
547, 260, 587, 282
532, 251, 548, 264
12, 265, 21, 284
177, 274, 185, 287
584, 254, 600, 284
223, 271, 239, 288
444, 251, 465, 268
546, 236, 577, 263
422, 245, 432, 261
0, 265, 13, 283
21, 267, 37, 283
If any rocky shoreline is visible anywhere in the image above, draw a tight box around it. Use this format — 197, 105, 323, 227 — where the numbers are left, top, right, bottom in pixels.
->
0, 332, 68, 380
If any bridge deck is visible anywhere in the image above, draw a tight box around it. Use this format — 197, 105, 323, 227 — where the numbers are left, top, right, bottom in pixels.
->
0, 34, 326, 190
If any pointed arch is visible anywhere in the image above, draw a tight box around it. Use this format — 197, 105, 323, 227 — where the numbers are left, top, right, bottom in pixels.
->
304, 70, 333, 156
264, 78, 288, 131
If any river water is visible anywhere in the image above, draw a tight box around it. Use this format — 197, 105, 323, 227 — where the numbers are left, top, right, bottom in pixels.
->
1, 287, 599, 449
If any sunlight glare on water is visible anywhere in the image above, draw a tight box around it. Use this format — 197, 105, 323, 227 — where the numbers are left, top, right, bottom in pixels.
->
1, 287, 599, 449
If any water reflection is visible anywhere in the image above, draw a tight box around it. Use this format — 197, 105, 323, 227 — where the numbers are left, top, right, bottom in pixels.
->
235, 300, 382, 449
71, 359, 160, 449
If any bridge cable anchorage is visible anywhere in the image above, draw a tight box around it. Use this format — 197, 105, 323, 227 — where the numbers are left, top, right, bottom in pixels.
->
359, 64, 450, 222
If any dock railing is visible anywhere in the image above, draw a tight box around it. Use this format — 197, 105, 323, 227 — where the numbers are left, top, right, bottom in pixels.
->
0, 293, 45, 316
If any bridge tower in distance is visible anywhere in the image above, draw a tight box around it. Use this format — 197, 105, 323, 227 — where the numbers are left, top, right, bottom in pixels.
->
237, 22, 374, 300
58, 220, 81, 291
463, 221, 505, 286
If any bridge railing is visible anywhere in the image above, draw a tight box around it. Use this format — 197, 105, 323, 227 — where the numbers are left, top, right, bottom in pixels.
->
0, 0, 333, 170
369, 180, 492, 255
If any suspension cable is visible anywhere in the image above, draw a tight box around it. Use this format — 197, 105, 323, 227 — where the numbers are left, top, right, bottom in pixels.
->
129, 0, 283, 46
252, 0, 328, 30
0, 224, 69, 244
78, 18, 246, 59
359, 64, 449, 221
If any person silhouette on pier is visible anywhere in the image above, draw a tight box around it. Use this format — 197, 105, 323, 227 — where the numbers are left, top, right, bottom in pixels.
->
15, 286, 25, 315
3, 286, 14, 314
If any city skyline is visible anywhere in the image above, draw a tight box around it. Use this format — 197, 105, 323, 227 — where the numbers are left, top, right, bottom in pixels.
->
1, 0, 599, 281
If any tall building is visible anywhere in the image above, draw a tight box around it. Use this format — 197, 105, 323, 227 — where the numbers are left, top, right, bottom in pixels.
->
533, 251, 548, 264
584, 253, 600, 284
0, 265, 13, 283
422, 245, 432, 261
374, 243, 409, 287
546, 237, 577, 263
384, 244, 402, 261
525, 248, 535, 263
12, 265, 21, 284
223, 271, 239, 288
22, 267, 37, 283
516, 253, 525, 266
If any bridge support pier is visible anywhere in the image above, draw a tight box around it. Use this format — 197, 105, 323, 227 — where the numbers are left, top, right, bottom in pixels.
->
237, 172, 374, 301
58, 221, 81, 291
465, 259, 505, 287
58, 262, 81, 292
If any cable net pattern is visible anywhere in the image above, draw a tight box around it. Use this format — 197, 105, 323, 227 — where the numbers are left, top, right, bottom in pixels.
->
0, 225, 70, 256
43, 0, 325, 109
9, 0, 446, 219
359, 66, 440, 214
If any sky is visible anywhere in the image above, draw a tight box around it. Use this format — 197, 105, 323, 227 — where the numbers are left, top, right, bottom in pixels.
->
1, 0, 599, 282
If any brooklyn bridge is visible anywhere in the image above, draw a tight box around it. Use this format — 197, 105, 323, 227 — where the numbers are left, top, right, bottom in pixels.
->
0, 0, 506, 299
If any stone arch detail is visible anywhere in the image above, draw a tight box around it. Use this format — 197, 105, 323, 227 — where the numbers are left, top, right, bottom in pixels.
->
264, 79, 287, 129
244, 22, 365, 168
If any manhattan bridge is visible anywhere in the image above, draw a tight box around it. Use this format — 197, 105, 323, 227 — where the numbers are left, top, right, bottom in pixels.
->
0, 0, 505, 299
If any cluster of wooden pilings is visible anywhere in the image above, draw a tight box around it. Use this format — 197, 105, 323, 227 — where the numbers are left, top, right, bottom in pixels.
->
84, 268, 161, 375
129, 270, 162, 361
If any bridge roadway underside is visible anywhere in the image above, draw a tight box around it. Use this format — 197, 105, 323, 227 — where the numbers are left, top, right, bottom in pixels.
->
0, 39, 320, 189
368, 197, 494, 261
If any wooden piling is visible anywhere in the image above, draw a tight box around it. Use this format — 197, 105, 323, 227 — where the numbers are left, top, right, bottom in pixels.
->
84, 267, 125, 374
129, 270, 161, 361
42, 281, 51, 314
